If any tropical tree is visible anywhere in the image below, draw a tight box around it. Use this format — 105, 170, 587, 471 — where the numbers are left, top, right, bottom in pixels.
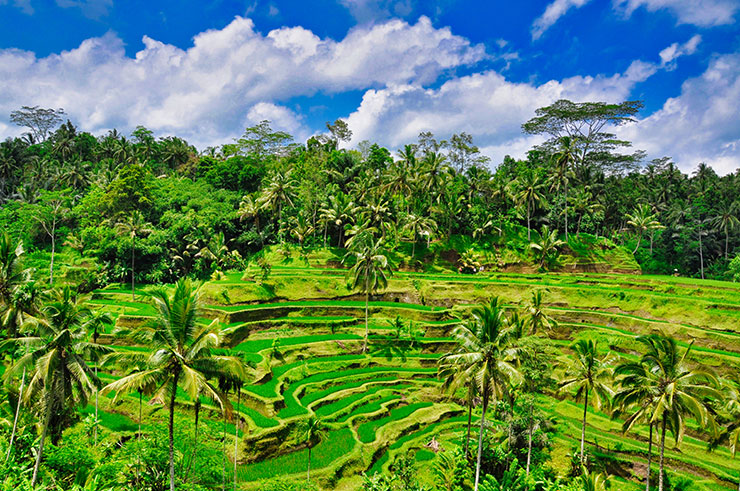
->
300, 416, 327, 482
527, 289, 555, 335
4, 287, 108, 486
404, 213, 437, 257
559, 339, 613, 464
613, 355, 659, 491
114, 210, 153, 300
626, 204, 664, 255
344, 235, 392, 352
530, 226, 565, 270
259, 170, 297, 239
0, 232, 33, 335
513, 170, 547, 240
102, 279, 247, 491
438, 348, 477, 459
550, 136, 578, 240
711, 202, 740, 259
83, 310, 114, 446
439, 297, 521, 491
709, 374, 740, 491
633, 334, 719, 491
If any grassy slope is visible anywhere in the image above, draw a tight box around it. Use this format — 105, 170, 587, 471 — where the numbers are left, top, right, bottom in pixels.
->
78, 245, 740, 490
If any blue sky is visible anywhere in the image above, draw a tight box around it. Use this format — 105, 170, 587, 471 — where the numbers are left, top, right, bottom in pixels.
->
0, 0, 738, 173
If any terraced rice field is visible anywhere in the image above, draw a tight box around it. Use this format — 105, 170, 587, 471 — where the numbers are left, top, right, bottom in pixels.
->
89, 265, 740, 490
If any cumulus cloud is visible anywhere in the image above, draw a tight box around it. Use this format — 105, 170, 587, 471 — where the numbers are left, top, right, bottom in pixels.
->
613, 0, 738, 26
620, 53, 740, 175
531, 0, 592, 40
344, 58, 658, 164
659, 34, 701, 68
0, 16, 484, 148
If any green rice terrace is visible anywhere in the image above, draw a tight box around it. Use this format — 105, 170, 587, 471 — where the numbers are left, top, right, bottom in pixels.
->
36, 247, 739, 491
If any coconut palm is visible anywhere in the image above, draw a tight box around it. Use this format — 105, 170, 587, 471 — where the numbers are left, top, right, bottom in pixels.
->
439, 297, 521, 491
258, 170, 297, 238
4, 287, 108, 486
551, 136, 578, 240
613, 356, 659, 491
530, 226, 565, 271
237, 194, 261, 234
559, 339, 613, 464
404, 213, 437, 257
709, 374, 740, 491
114, 210, 153, 300
300, 416, 327, 482
344, 235, 392, 352
0, 233, 31, 317
711, 202, 740, 259
438, 351, 477, 459
527, 289, 555, 335
635, 334, 719, 491
83, 310, 114, 447
626, 204, 664, 255
102, 278, 246, 491
513, 171, 547, 241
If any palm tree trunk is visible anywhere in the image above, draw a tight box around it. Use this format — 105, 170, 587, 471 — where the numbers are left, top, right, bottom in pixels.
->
633, 234, 642, 255
31, 403, 52, 487
726, 227, 730, 260
580, 389, 589, 463
94, 364, 99, 446
464, 385, 473, 459
527, 200, 531, 241
474, 396, 488, 491
699, 229, 705, 280
6, 367, 25, 462
49, 234, 55, 284
658, 416, 667, 491
363, 285, 369, 353
526, 423, 533, 476
131, 233, 136, 301
222, 409, 227, 491
137, 391, 142, 487
184, 399, 201, 482
564, 179, 569, 241
646, 422, 653, 491
234, 388, 240, 491
168, 369, 181, 491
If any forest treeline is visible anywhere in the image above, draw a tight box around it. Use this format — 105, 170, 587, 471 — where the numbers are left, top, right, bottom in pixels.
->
1, 100, 739, 285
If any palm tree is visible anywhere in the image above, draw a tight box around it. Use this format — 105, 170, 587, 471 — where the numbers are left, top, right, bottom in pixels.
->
4, 287, 108, 486
258, 170, 297, 239
613, 356, 659, 491
626, 204, 664, 255
634, 334, 719, 491
301, 416, 327, 482
551, 136, 578, 240
438, 352, 477, 459
344, 235, 392, 352
404, 214, 437, 257
237, 194, 261, 234
513, 171, 547, 240
530, 226, 565, 271
711, 202, 740, 259
569, 187, 603, 236
527, 289, 555, 335
710, 374, 740, 491
559, 339, 613, 464
114, 211, 153, 300
102, 279, 246, 491
83, 310, 114, 447
320, 192, 357, 248
439, 297, 521, 491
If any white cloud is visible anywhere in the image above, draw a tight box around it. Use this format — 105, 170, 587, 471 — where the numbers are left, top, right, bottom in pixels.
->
659, 34, 701, 68
344, 59, 658, 164
246, 102, 310, 141
613, 0, 738, 26
0, 16, 484, 148
620, 53, 740, 175
531, 0, 592, 40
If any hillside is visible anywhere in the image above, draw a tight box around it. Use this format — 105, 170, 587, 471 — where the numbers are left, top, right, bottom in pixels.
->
80, 250, 740, 490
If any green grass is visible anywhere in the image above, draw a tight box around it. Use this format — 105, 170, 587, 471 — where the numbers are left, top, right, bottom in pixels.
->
236, 428, 356, 480
357, 402, 434, 443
